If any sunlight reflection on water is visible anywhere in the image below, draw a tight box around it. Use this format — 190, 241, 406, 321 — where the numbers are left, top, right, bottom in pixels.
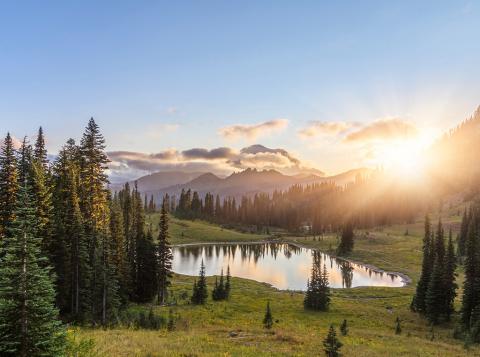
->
172, 243, 404, 290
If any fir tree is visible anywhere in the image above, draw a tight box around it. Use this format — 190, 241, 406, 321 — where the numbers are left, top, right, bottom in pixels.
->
458, 208, 469, 257
337, 222, 354, 255
412, 215, 433, 313
443, 229, 457, 321
323, 324, 342, 357
157, 201, 172, 305
0, 133, 19, 238
395, 317, 402, 335
33, 126, 49, 170
340, 319, 348, 336
51, 140, 90, 320
304, 253, 330, 311
225, 265, 231, 299
0, 180, 65, 356
79, 118, 118, 324
462, 214, 479, 327
191, 260, 208, 305
212, 268, 226, 301
136, 227, 158, 303
263, 301, 273, 329
425, 254, 444, 325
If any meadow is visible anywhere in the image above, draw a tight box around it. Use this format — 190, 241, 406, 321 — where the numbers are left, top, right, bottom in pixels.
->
77, 204, 480, 356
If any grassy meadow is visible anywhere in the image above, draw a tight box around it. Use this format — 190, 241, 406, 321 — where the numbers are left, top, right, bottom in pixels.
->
77, 204, 480, 356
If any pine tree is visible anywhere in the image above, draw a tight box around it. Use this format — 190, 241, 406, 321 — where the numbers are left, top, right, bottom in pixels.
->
212, 268, 226, 301
340, 319, 348, 336
79, 118, 118, 324
412, 215, 433, 313
51, 140, 91, 321
443, 229, 457, 321
337, 222, 354, 255
157, 201, 172, 305
425, 254, 444, 325
33, 126, 49, 169
225, 265, 231, 299
458, 208, 469, 257
32, 127, 53, 258
191, 260, 208, 305
323, 324, 342, 357
462, 214, 479, 326
109, 196, 129, 305
0, 180, 65, 356
395, 317, 402, 335
0, 133, 19, 238
136, 227, 158, 303
263, 301, 273, 329
304, 253, 330, 311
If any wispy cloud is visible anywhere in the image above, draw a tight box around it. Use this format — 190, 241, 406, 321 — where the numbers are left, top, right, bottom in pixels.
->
298, 121, 357, 138
344, 118, 418, 143
219, 119, 288, 141
298, 117, 418, 143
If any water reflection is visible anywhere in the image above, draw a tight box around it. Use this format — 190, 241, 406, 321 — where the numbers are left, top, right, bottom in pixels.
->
172, 243, 405, 290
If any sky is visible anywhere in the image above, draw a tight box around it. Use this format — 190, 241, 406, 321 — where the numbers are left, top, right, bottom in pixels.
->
0, 1, 479, 180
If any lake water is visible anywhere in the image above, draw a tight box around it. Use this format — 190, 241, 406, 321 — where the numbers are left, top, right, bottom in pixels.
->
171, 242, 405, 290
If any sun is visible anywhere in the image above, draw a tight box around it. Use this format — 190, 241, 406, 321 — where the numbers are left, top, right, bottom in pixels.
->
375, 132, 434, 181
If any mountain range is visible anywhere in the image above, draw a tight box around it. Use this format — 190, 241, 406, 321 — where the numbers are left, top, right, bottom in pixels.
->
112, 167, 372, 204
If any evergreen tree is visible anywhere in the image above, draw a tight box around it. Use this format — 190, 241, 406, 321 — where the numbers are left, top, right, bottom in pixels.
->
136, 227, 158, 303
157, 201, 172, 305
443, 229, 457, 321
0, 181, 65, 356
412, 215, 433, 313
458, 208, 469, 257
79, 118, 118, 324
51, 140, 90, 321
191, 260, 208, 305
462, 214, 479, 327
323, 324, 342, 357
340, 319, 348, 336
304, 253, 330, 311
33, 126, 49, 169
212, 268, 226, 301
263, 301, 273, 329
225, 265, 231, 299
337, 223, 354, 255
395, 317, 402, 335
109, 195, 129, 305
30, 136, 53, 260
425, 254, 445, 325
0, 133, 19, 238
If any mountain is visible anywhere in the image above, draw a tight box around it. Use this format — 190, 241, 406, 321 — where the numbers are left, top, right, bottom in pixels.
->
109, 171, 206, 193
130, 167, 372, 205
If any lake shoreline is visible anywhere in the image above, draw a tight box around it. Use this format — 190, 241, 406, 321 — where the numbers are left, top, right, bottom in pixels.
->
172, 238, 412, 288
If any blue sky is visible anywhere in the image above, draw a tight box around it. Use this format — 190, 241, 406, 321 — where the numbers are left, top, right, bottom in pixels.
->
0, 1, 479, 178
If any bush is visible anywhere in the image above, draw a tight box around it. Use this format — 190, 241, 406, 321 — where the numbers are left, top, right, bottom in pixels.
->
119, 308, 166, 330
65, 328, 97, 357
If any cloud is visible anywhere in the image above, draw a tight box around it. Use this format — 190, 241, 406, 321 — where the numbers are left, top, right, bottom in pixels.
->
219, 119, 288, 141
298, 121, 355, 138
107, 143, 322, 182
239, 144, 300, 165
182, 147, 236, 160
344, 118, 418, 143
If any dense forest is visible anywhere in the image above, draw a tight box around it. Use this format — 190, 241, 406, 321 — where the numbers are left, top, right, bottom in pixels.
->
173, 175, 424, 233
0, 119, 173, 355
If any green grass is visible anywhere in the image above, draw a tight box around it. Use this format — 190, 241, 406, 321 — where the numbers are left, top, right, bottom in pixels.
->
146, 213, 268, 244
77, 209, 480, 356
